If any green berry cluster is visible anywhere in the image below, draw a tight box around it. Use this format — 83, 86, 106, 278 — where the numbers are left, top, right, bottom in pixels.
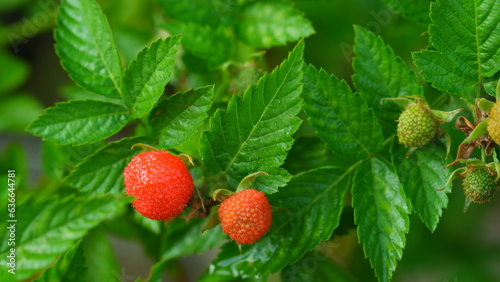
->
397, 103, 439, 148
462, 166, 497, 204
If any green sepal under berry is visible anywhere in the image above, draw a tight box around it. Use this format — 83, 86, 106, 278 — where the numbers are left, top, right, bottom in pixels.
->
397, 102, 440, 148
461, 165, 498, 204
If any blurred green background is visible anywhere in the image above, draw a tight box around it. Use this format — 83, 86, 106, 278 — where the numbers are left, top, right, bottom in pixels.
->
1, 0, 499, 281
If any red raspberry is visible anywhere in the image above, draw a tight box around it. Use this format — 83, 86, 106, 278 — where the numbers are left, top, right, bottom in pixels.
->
124, 150, 194, 220
218, 189, 272, 244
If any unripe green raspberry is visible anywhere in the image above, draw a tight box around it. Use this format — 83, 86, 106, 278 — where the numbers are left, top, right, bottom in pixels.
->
487, 101, 500, 144
397, 103, 439, 148
462, 166, 497, 204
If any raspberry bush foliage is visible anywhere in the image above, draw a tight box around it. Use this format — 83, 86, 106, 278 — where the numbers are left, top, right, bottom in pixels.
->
2, 0, 500, 281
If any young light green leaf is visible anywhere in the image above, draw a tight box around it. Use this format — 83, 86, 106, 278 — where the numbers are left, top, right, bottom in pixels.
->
352, 26, 423, 123
236, 1, 314, 48
413, 0, 500, 96
380, 0, 430, 25
199, 167, 351, 280
200, 41, 304, 192
395, 145, 452, 232
150, 85, 214, 148
65, 137, 152, 195
161, 22, 234, 69
122, 36, 181, 119
26, 100, 129, 145
55, 0, 122, 98
35, 241, 86, 282
352, 157, 409, 282
303, 64, 384, 161
0, 195, 128, 281
160, 218, 225, 261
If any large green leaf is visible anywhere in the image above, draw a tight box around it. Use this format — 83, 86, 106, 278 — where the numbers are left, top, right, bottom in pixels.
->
302, 64, 384, 161
161, 22, 234, 69
282, 250, 357, 282
55, 0, 122, 98
395, 145, 452, 232
150, 85, 214, 148
352, 26, 422, 124
40, 141, 105, 182
283, 136, 331, 175
352, 157, 409, 282
26, 100, 129, 145
380, 0, 431, 25
236, 1, 314, 48
160, 218, 225, 261
199, 167, 350, 280
82, 228, 121, 282
122, 36, 181, 119
65, 137, 151, 195
413, 0, 500, 96
0, 195, 128, 281
157, 0, 237, 27
200, 41, 304, 192
35, 242, 86, 282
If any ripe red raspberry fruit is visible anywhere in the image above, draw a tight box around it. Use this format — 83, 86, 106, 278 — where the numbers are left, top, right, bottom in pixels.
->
124, 150, 194, 220
218, 189, 272, 245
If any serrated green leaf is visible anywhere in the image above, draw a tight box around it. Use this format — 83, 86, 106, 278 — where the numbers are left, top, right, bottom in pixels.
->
484, 72, 500, 96
150, 85, 214, 148
395, 145, 452, 232
55, 0, 122, 98
380, 0, 431, 25
26, 100, 129, 145
352, 157, 409, 282
199, 168, 350, 280
200, 41, 304, 191
160, 218, 225, 261
251, 167, 291, 194
35, 241, 86, 282
0, 195, 128, 281
65, 137, 152, 195
283, 136, 330, 175
282, 250, 357, 282
413, 0, 500, 95
352, 26, 423, 123
122, 36, 181, 118
302, 64, 384, 161
41, 141, 106, 182
236, 1, 314, 48
161, 22, 234, 69
157, 0, 238, 27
